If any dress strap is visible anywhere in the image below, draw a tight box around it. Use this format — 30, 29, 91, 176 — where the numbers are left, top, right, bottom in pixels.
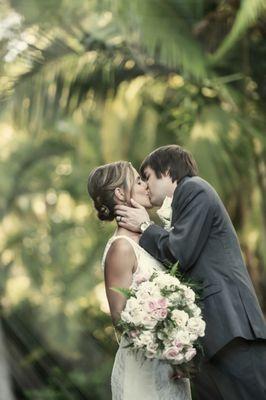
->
101, 235, 140, 270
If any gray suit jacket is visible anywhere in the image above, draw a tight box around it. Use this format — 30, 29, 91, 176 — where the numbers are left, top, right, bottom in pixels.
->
139, 176, 266, 359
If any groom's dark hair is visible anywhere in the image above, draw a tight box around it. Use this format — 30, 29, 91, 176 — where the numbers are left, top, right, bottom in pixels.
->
139, 145, 198, 183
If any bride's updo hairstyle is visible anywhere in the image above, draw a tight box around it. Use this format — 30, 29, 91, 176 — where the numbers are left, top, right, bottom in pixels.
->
87, 161, 134, 221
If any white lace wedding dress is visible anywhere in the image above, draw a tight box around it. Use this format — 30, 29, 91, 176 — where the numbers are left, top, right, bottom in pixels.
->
102, 233, 192, 400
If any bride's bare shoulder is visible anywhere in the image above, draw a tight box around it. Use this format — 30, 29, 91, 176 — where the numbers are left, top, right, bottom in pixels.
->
104, 238, 136, 272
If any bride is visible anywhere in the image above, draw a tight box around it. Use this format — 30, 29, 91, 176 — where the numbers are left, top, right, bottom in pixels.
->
87, 161, 191, 400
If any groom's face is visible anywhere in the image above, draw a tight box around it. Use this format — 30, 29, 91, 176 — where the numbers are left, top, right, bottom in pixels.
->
143, 166, 172, 207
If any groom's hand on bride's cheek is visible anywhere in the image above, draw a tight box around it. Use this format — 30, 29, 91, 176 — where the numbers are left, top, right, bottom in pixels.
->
114, 199, 150, 232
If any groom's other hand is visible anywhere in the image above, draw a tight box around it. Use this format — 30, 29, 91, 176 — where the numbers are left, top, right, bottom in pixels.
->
114, 199, 150, 232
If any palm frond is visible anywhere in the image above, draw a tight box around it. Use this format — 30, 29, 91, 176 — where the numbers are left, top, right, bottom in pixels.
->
1, 8, 160, 130
113, 0, 209, 80
210, 0, 266, 63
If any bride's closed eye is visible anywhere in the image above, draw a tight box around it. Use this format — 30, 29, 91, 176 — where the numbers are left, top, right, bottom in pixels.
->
137, 176, 142, 185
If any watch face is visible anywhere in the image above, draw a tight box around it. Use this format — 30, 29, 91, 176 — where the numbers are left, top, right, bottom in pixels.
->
140, 222, 147, 232
141, 221, 149, 232
140, 221, 153, 233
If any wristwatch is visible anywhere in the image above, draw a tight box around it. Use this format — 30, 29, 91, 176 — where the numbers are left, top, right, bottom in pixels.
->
140, 220, 155, 233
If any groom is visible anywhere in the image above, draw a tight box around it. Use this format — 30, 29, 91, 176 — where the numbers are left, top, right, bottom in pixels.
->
114, 145, 266, 400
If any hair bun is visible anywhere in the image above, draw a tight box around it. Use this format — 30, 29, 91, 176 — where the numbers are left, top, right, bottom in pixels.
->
100, 204, 110, 217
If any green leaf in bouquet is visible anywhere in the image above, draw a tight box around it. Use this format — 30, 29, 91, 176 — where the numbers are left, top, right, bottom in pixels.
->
157, 331, 166, 340
167, 261, 204, 301
195, 341, 205, 357
156, 325, 169, 340
110, 286, 134, 298
116, 320, 128, 330
164, 318, 176, 329
150, 272, 158, 281
157, 341, 165, 351
169, 260, 180, 277
160, 286, 178, 296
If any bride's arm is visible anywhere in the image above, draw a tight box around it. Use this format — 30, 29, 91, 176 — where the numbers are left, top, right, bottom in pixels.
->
104, 239, 137, 326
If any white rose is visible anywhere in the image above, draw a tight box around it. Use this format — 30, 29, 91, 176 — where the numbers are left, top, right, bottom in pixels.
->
140, 330, 153, 344
171, 310, 189, 327
169, 292, 181, 303
187, 317, 206, 337
146, 340, 158, 354
130, 309, 146, 325
137, 281, 161, 297
137, 289, 161, 302
135, 330, 154, 347
174, 353, 185, 364
153, 273, 180, 289
175, 330, 191, 345
183, 287, 196, 304
156, 196, 173, 231
136, 290, 151, 302
121, 310, 133, 323
129, 307, 158, 329
189, 304, 202, 317
143, 316, 158, 329
189, 333, 198, 341
124, 297, 138, 312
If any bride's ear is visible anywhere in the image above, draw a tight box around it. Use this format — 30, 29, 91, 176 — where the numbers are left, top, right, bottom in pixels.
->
114, 187, 126, 203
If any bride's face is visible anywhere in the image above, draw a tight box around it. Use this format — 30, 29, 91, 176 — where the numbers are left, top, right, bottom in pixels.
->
130, 167, 152, 209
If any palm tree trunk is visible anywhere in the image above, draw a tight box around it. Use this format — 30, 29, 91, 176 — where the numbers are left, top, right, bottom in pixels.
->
0, 318, 15, 400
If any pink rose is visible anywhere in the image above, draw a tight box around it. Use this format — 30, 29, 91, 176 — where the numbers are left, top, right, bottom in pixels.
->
148, 298, 168, 311
153, 308, 167, 320
130, 330, 140, 338
163, 347, 180, 360
134, 273, 147, 285
157, 297, 168, 309
148, 300, 157, 311
185, 348, 196, 361
173, 339, 183, 349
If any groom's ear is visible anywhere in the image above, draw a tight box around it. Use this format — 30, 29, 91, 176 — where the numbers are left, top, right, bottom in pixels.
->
162, 169, 171, 178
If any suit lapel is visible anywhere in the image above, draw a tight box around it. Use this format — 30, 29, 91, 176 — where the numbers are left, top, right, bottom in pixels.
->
170, 176, 191, 223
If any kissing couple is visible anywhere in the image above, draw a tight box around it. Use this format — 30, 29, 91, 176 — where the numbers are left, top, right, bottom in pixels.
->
87, 144, 266, 400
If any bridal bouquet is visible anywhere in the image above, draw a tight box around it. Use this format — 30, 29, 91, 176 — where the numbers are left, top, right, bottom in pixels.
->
113, 263, 205, 366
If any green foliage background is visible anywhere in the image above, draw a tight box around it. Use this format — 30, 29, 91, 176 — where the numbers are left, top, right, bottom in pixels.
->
0, 1, 265, 398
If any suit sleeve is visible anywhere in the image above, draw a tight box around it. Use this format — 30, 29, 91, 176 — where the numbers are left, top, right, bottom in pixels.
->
139, 184, 214, 271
